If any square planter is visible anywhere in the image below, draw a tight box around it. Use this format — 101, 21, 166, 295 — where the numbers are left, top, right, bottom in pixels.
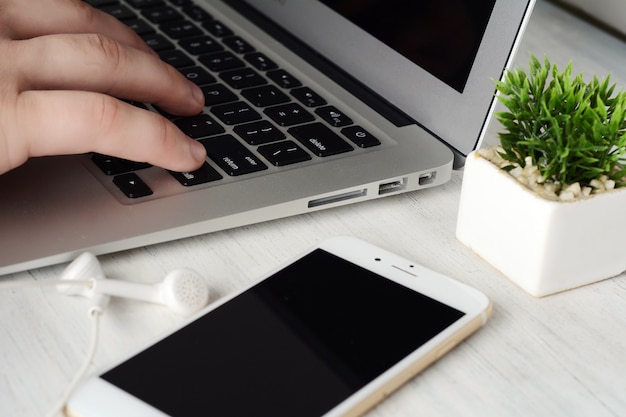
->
456, 151, 626, 297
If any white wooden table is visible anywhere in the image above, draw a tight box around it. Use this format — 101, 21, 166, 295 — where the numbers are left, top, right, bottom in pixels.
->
2, 1, 626, 416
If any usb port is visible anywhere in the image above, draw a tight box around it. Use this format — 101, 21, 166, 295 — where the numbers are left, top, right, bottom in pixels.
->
378, 178, 407, 195
418, 171, 437, 186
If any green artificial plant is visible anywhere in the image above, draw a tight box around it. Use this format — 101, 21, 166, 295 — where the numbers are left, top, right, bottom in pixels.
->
494, 55, 626, 193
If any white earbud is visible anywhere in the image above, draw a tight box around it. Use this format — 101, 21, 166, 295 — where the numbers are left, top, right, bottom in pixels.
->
57, 252, 111, 315
57, 252, 210, 316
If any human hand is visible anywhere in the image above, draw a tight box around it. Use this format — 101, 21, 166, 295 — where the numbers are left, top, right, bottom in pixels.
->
0, 0, 207, 175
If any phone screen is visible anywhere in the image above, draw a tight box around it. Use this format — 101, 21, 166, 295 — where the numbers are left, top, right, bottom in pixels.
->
102, 249, 464, 416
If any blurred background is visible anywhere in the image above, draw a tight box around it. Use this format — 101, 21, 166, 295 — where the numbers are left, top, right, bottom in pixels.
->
552, 0, 626, 38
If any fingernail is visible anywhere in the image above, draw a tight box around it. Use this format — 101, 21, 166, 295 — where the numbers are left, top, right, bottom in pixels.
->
190, 139, 207, 163
191, 84, 205, 107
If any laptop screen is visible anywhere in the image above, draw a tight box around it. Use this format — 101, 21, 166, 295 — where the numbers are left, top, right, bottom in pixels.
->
317, 1, 496, 94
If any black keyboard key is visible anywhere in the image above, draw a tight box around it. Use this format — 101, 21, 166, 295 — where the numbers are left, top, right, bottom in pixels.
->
211, 101, 261, 125
125, 160, 152, 170
241, 85, 289, 107
179, 36, 222, 55
267, 69, 301, 89
288, 123, 353, 157
223, 36, 255, 54
219, 68, 266, 89
291, 87, 326, 107
341, 126, 381, 148
199, 135, 267, 176
258, 140, 312, 166
201, 84, 238, 106
92, 154, 130, 175
160, 20, 202, 39
169, 0, 192, 5
142, 6, 182, 23
125, 18, 155, 35
202, 20, 233, 37
174, 114, 225, 138
142, 33, 175, 51
170, 163, 223, 186
234, 120, 285, 145
100, 4, 137, 20
126, 0, 163, 8
92, 154, 151, 175
84, 0, 118, 7
244, 52, 278, 71
113, 173, 153, 198
183, 5, 212, 22
179, 66, 216, 86
158, 49, 194, 69
264, 103, 314, 126
199, 51, 244, 72
315, 105, 353, 127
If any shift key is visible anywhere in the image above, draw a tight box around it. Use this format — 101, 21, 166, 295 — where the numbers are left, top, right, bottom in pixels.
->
199, 134, 267, 176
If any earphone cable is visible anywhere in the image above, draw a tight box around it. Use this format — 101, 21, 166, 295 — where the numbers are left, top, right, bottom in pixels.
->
45, 306, 102, 417
0, 278, 92, 291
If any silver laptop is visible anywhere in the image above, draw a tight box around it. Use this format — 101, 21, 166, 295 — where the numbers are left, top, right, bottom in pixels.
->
0, 0, 535, 275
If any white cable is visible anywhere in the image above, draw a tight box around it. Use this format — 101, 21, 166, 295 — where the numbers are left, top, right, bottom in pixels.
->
44, 307, 102, 417
1, 275, 99, 417
0, 278, 91, 291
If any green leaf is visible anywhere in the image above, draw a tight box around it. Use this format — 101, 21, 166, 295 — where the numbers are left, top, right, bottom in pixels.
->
494, 55, 626, 193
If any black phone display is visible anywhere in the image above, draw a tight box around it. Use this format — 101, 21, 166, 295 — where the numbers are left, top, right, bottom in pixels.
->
101, 249, 464, 417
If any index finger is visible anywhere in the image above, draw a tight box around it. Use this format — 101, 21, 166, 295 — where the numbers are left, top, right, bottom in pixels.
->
12, 33, 204, 116
1, 0, 153, 54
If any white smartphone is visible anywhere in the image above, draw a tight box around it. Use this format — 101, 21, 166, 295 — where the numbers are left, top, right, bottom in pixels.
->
65, 236, 491, 417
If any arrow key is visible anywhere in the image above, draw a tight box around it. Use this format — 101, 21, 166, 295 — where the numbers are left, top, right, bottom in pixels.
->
113, 173, 153, 199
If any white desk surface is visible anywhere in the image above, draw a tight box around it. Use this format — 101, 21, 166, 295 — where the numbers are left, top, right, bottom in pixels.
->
2, 1, 626, 416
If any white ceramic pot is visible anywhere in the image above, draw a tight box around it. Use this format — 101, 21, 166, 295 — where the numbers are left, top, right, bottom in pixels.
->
456, 151, 626, 297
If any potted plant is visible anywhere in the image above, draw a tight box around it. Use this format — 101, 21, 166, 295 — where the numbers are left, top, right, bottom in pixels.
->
456, 56, 626, 296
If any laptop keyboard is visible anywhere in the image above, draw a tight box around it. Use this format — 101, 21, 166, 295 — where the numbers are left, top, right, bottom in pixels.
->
83, 0, 382, 200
